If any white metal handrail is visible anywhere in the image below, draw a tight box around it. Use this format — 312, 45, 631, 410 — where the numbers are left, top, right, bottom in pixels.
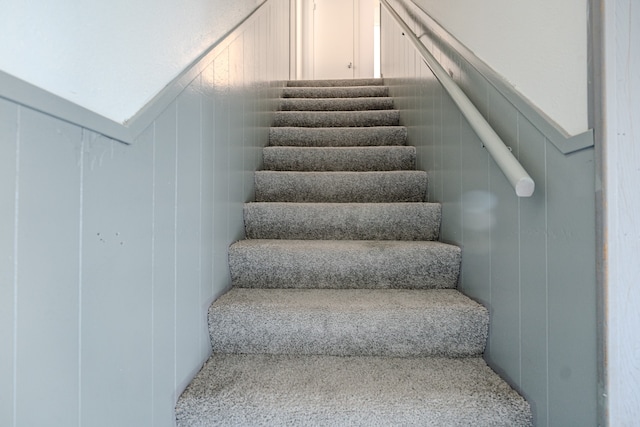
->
380, 0, 535, 197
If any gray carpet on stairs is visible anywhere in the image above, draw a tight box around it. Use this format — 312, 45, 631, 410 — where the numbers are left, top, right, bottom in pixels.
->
255, 171, 428, 202
244, 202, 440, 240
282, 85, 389, 98
263, 146, 416, 171
176, 354, 532, 427
176, 77, 532, 427
210, 288, 488, 357
269, 126, 407, 147
228, 239, 461, 289
287, 78, 383, 87
273, 110, 400, 127
280, 97, 395, 111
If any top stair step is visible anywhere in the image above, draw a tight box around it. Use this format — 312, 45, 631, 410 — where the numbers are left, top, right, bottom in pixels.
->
287, 78, 384, 87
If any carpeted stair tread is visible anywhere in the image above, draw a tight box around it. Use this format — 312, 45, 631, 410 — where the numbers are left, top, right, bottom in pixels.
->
263, 146, 416, 171
177, 77, 533, 426
282, 86, 389, 98
280, 97, 394, 111
209, 288, 488, 357
175, 353, 532, 427
228, 239, 460, 289
273, 110, 400, 128
269, 126, 407, 147
255, 171, 427, 203
287, 78, 383, 87
244, 202, 440, 240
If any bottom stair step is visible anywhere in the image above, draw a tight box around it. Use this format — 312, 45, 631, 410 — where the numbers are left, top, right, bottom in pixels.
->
176, 353, 532, 427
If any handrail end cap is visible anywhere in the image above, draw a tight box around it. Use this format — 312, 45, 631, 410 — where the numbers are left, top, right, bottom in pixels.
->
515, 178, 535, 197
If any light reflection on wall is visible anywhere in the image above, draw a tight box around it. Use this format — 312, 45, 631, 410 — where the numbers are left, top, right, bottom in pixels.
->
462, 190, 496, 232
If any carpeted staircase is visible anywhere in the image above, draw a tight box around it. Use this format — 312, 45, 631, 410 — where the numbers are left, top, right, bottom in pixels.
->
176, 78, 532, 426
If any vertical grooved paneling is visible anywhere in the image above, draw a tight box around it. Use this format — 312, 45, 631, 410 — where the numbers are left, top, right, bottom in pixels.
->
0, 2, 290, 426
381, 3, 597, 425
201, 64, 215, 357
485, 88, 521, 388
152, 105, 179, 426
16, 110, 82, 427
459, 118, 491, 304
175, 83, 204, 391
0, 99, 18, 427
228, 35, 246, 243
213, 50, 232, 295
81, 131, 154, 427
439, 93, 462, 244
546, 146, 597, 426
243, 23, 256, 201
487, 154, 521, 386
517, 115, 549, 427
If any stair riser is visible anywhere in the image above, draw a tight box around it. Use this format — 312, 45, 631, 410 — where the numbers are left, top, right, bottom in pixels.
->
283, 86, 389, 98
263, 146, 416, 171
255, 171, 428, 203
210, 289, 488, 358
229, 240, 461, 289
287, 78, 384, 87
273, 111, 400, 128
269, 126, 407, 147
244, 202, 440, 241
280, 98, 394, 111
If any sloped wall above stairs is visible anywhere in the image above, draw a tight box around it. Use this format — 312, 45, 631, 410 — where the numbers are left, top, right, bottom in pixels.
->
0, 0, 266, 123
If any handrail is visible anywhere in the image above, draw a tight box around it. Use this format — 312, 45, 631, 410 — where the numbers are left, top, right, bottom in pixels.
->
380, 0, 535, 197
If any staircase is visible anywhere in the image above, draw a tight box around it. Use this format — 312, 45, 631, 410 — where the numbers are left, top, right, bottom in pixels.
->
176, 78, 532, 426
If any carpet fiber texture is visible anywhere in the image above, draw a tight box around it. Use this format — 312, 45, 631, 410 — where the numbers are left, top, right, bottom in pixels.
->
176, 78, 532, 426
262, 146, 416, 171
243, 202, 440, 240
228, 239, 461, 289
177, 354, 532, 427
255, 170, 428, 202
269, 126, 407, 146
210, 288, 489, 357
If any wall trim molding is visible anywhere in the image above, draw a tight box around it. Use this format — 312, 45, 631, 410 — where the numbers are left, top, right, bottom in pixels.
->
402, 0, 594, 154
0, 0, 268, 145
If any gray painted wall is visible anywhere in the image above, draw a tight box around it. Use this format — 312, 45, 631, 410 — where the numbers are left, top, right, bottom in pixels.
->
381, 2, 598, 426
0, 1, 290, 426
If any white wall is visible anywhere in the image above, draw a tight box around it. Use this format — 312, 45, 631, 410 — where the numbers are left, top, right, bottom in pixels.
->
412, 0, 588, 136
602, 0, 640, 423
357, 0, 378, 78
0, 0, 263, 123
